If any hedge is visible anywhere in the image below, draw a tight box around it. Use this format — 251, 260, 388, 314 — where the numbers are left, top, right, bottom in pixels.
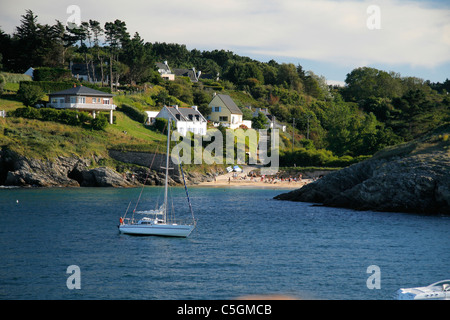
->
10, 107, 107, 130
119, 103, 147, 123
19, 81, 112, 94
279, 148, 371, 168
33, 67, 72, 82
153, 117, 176, 134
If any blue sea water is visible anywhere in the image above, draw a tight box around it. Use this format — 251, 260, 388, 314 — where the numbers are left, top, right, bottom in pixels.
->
0, 186, 448, 300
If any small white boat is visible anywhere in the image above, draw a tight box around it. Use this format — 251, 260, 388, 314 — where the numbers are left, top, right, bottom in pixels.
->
118, 216, 195, 237
119, 119, 196, 237
396, 280, 450, 300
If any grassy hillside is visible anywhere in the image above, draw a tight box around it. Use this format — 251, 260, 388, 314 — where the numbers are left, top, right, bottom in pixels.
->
0, 93, 167, 160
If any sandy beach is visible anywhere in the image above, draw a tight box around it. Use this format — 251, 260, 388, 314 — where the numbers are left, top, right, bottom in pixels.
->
197, 179, 311, 189
197, 170, 312, 189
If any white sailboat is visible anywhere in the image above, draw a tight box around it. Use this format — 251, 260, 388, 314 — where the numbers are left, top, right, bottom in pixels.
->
118, 119, 196, 237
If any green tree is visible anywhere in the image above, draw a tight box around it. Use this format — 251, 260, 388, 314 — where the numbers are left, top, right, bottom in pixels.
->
17, 85, 44, 107
223, 61, 264, 85
252, 112, 269, 129
121, 32, 154, 84
391, 88, 443, 139
343, 67, 402, 101
13, 10, 40, 71
276, 63, 303, 92
91, 114, 108, 130
104, 19, 130, 90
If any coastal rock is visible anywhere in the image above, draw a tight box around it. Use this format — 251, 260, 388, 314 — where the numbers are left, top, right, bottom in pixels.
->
2, 151, 90, 187
0, 149, 214, 188
81, 167, 133, 187
275, 126, 450, 215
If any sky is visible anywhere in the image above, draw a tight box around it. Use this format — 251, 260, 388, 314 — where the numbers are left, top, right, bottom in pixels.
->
1, 0, 450, 85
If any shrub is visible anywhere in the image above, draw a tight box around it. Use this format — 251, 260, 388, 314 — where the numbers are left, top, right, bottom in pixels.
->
17, 85, 45, 107
58, 110, 80, 126
119, 103, 147, 123
12, 106, 41, 119
40, 108, 60, 121
153, 117, 175, 134
19, 81, 112, 94
78, 111, 93, 124
33, 67, 72, 81
0, 74, 5, 95
11, 106, 107, 130
91, 115, 108, 130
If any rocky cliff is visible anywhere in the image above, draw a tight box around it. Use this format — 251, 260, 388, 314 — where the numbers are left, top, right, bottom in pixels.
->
274, 125, 450, 215
0, 149, 214, 188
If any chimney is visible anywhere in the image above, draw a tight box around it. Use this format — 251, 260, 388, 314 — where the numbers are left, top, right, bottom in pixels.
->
174, 105, 178, 110
192, 106, 198, 111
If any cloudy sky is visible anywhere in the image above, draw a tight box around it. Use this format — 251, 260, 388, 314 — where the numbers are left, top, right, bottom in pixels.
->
1, 0, 449, 84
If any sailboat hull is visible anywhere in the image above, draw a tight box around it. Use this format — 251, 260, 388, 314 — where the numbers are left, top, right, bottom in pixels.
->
119, 223, 195, 237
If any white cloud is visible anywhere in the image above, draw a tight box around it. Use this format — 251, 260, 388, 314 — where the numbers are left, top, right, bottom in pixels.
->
2, 0, 449, 70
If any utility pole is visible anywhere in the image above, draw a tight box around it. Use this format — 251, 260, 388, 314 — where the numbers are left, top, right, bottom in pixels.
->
306, 114, 312, 140
292, 118, 295, 153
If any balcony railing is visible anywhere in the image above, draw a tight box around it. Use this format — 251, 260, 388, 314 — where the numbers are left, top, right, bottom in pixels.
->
47, 102, 116, 110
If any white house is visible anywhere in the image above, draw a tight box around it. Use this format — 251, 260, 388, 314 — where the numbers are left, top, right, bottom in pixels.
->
208, 94, 252, 129
156, 105, 207, 136
145, 111, 159, 125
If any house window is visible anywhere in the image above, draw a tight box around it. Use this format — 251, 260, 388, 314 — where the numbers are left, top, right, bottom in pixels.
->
78, 96, 86, 103
92, 98, 97, 103
219, 116, 228, 122
213, 106, 221, 112
70, 96, 76, 104
103, 99, 110, 104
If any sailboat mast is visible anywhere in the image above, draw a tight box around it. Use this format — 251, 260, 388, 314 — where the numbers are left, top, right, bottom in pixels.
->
163, 118, 171, 223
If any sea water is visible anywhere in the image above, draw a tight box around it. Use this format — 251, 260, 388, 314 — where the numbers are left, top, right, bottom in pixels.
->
0, 187, 448, 300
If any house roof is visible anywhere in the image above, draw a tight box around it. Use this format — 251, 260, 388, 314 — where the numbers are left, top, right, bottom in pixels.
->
164, 106, 206, 122
156, 62, 171, 72
215, 94, 242, 115
48, 86, 113, 97
173, 68, 199, 82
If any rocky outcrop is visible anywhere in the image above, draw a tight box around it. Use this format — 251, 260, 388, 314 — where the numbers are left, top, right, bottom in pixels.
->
0, 149, 138, 187
0, 150, 89, 187
0, 149, 214, 188
80, 167, 134, 187
275, 126, 450, 215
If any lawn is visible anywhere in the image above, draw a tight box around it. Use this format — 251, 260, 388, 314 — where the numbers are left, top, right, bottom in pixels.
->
0, 91, 167, 159
0, 97, 26, 112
